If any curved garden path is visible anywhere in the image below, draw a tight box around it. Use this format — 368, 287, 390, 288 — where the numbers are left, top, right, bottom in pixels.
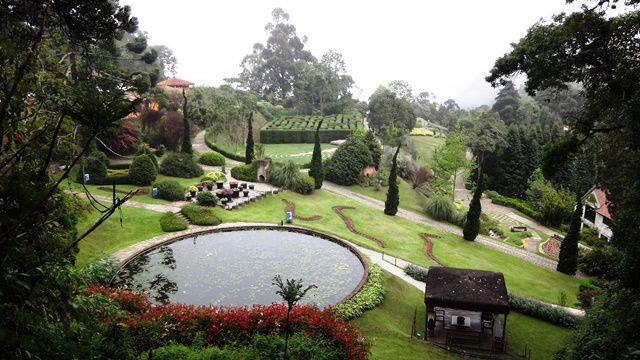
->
322, 181, 559, 270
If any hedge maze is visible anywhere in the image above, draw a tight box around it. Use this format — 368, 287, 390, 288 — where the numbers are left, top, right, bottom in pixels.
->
260, 114, 363, 144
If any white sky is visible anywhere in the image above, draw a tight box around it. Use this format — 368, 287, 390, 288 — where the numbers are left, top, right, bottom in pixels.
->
123, 0, 580, 108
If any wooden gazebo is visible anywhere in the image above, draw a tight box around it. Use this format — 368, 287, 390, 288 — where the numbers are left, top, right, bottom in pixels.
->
424, 267, 510, 352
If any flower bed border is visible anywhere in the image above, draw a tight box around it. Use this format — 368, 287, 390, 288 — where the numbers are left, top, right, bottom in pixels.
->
282, 199, 322, 221
332, 206, 386, 248
419, 233, 444, 266
111, 223, 369, 306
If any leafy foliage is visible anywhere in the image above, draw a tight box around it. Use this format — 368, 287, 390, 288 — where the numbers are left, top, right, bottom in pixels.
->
159, 152, 204, 178
128, 154, 157, 185
230, 162, 258, 182
325, 136, 372, 186
198, 151, 225, 166
384, 146, 401, 216
424, 194, 464, 226
159, 212, 188, 232
336, 265, 385, 320
180, 204, 221, 226
557, 194, 582, 275
245, 112, 255, 164
367, 86, 416, 132
463, 177, 483, 241
202, 171, 227, 183
196, 192, 217, 207
268, 162, 314, 194
102, 120, 140, 154
508, 292, 582, 329
152, 180, 185, 201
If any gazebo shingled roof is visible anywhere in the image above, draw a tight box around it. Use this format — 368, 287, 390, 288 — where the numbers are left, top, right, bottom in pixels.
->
157, 77, 194, 87
424, 267, 510, 314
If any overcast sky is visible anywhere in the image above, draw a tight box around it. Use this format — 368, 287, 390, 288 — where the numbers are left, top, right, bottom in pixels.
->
123, 0, 580, 109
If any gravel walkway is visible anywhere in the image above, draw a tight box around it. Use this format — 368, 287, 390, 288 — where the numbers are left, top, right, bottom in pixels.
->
321, 182, 560, 270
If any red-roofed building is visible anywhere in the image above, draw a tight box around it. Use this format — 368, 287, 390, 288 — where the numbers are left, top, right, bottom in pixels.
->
157, 77, 194, 93
581, 187, 613, 242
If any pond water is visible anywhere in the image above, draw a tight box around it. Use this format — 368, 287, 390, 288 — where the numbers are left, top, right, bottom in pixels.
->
113, 229, 365, 307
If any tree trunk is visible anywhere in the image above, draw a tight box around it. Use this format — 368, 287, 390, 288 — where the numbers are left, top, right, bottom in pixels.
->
284, 307, 291, 360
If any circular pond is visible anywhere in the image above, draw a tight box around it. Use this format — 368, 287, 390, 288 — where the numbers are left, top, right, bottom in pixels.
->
113, 228, 366, 307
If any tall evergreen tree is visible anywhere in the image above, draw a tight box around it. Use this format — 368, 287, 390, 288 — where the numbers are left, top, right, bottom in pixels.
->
557, 193, 582, 275
181, 89, 192, 154
463, 175, 483, 241
309, 120, 323, 189
364, 130, 382, 169
384, 145, 401, 216
245, 112, 255, 164
492, 81, 521, 125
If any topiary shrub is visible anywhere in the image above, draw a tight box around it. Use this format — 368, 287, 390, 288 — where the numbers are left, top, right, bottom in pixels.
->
196, 192, 217, 207
201, 171, 226, 182
160, 212, 188, 232
160, 152, 204, 178
128, 154, 157, 185
324, 136, 372, 185
230, 162, 258, 181
198, 151, 225, 166
181, 204, 222, 226
153, 180, 185, 201
76, 151, 109, 183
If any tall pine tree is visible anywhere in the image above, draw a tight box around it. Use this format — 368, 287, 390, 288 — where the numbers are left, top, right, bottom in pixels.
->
309, 120, 323, 189
245, 112, 255, 164
557, 192, 582, 275
463, 174, 483, 241
492, 81, 521, 125
181, 89, 192, 154
384, 145, 401, 216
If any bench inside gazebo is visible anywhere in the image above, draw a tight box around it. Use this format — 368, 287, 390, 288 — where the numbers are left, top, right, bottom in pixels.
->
424, 267, 510, 353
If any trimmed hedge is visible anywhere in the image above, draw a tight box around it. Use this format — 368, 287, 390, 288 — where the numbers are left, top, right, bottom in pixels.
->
159, 152, 204, 178
485, 190, 542, 221
201, 171, 226, 182
260, 114, 363, 144
230, 162, 258, 182
336, 265, 385, 320
196, 192, 217, 206
404, 264, 429, 282
159, 212, 188, 232
198, 151, 225, 166
128, 155, 157, 186
153, 180, 185, 201
508, 292, 582, 328
204, 129, 245, 162
181, 204, 222, 226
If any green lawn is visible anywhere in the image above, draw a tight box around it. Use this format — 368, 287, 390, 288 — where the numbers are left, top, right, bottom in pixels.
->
346, 178, 427, 215
75, 204, 165, 266
60, 174, 203, 205
75, 189, 581, 305
354, 270, 573, 360
410, 136, 445, 167
264, 143, 336, 165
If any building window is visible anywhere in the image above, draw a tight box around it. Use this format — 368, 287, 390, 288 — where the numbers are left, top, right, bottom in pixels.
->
584, 205, 596, 223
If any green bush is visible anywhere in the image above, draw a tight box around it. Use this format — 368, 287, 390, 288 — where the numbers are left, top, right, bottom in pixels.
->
201, 171, 226, 182
230, 162, 257, 182
159, 152, 204, 178
292, 174, 314, 195
152, 180, 184, 201
91, 169, 131, 185
198, 151, 225, 166
508, 292, 582, 328
336, 265, 384, 320
159, 212, 188, 232
486, 190, 542, 221
581, 227, 603, 247
204, 129, 246, 162
196, 192, 217, 207
324, 136, 372, 185
578, 245, 619, 278
424, 194, 464, 226
128, 155, 157, 186
77, 153, 108, 183
404, 264, 429, 282
267, 162, 314, 195
181, 204, 222, 226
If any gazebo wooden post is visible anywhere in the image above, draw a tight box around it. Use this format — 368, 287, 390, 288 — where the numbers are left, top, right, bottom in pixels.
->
424, 299, 429, 340
502, 313, 508, 351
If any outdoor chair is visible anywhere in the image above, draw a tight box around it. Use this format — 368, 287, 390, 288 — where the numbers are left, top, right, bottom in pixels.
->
481, 313, 494, 334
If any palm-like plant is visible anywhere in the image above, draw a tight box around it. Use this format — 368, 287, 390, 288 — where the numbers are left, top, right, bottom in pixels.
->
272, 275, 317, 360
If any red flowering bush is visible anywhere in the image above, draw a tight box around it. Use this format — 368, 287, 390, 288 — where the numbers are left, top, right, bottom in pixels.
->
104, 120, 140, 154
84, 285, 368, 360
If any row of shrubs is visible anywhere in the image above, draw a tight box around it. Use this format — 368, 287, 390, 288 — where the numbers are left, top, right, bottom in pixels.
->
204, 129, 246, 162
485, 190, 542, 223
159, 212, 188, 232
336, 265, 385, 320
230, 161, 258, 182
260, 129, 357, 144
198, 151, 225, 166
180, 204, 221, 226
404, 264, 429, 282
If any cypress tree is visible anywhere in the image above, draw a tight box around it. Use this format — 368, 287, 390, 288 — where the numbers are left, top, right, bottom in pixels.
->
557, 193, 582, 275
245, 112, 254, 164
384, 145, 401, 216
181, 89, 192, 154
463, 174, 483, 241
309, 120, 323, 189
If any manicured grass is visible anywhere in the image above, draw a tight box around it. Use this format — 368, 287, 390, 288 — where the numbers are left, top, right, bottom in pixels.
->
160, 212, 188, 232
60, 174, 203, 205
346, 178, 427, 215
181, 204, 221, 225
411, 136, 445, 167
75, 204, 164, 266
353, 271, 458, 359
353, 269, 573, 359
264, 143, 335, 165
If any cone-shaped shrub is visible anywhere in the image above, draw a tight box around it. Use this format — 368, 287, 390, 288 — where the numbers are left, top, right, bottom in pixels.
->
463, 176, 483, 241
309, 120, 323, 189
384, 146, 401, 216
557, 193, 582, 275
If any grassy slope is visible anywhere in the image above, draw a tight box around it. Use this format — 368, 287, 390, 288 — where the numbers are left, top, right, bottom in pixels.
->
355, 271, 572, 360
75, 205, 164, 266
411, 136, 445, 168
346, 179, 427, 215
75, 189, 580, 305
